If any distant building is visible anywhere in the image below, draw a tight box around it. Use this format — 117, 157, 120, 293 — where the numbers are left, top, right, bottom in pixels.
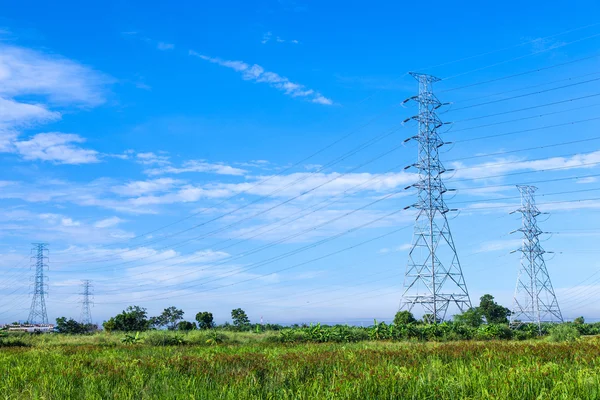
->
2, 324, 54, 333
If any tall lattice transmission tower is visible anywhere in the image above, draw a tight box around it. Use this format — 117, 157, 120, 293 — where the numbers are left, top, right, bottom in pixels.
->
28, 243, 49, 324
79, 280, 93, 325
400, 72, 471, 322
509, 185, 563, 328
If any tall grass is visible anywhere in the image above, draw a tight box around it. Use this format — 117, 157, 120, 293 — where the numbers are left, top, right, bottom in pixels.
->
1, 334, 600, 399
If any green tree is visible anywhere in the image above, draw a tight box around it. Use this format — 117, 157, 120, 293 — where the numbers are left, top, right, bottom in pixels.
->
393, 310, 416, 325
55, 317, 86, 334
102, 318, 116, 332
231, 308, 250, 330
177, 321, 196, 331
479, 294, 511, 324
102, 305, 150, 332
195, 311, 215, 330
151, 306, 185, 330
574, 316, 585, 324
453, 308, 483, 327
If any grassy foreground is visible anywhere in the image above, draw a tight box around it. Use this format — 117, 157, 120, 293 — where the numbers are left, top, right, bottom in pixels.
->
1, 333, 600, 399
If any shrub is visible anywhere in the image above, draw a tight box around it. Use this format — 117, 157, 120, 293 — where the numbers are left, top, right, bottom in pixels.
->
144, 331, 185, 346
547, 324, 580, 343
0, 337, 30, 347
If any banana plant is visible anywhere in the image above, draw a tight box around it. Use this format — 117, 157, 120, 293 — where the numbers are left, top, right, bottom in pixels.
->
121, 332, 142, 345
205, 330, 223, 346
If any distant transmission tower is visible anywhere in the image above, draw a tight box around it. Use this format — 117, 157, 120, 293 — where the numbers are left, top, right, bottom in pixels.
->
79, 280, 93, 325
400, 72, 471, 322
27, 243, 49, 324
509, 185, 563, 329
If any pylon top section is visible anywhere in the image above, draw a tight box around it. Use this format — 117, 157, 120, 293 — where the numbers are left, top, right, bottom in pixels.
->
409, 72, 441, 83
517, 185, 538, 194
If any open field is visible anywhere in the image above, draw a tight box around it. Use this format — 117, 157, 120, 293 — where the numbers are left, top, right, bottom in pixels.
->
1, 332, 600, 399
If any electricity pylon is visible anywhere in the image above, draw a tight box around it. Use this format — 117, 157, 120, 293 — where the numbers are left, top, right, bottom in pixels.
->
509, 185, 563, 329
27, 243, 49, 324
79, 280, 93, 325
400, 72, 471, 322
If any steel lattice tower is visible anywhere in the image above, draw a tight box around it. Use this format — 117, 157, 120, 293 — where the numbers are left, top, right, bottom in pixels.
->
509, 185, 563, 328
400, 72, 471, 322
79, 280, 93, 325
27, 243, 49, 324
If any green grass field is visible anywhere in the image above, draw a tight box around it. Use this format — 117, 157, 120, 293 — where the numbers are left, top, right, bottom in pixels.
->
1, 332, 600, 399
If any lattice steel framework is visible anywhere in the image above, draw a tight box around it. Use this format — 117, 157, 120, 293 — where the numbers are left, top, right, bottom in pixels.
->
28, 243, 49, 324
400, 73, 471, 322
79, 280, 93, 325
509, 185, 563, 328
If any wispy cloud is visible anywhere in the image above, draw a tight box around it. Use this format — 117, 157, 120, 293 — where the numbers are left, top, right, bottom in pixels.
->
451, 151, 600, 181
13, 132, 99, 164
261, 32, 300, 45
476, 239, 521, 253
577, 177, 598, 184
0, 97, 60, 126
157, 41, 175, 51
136, 152, 170, 166
189, 51, 332, 105
145, 160, 248, 176
122, 31, 175, 52
94, 216, 124, 228
0, 44, 111, 106
112, 178, 185, 197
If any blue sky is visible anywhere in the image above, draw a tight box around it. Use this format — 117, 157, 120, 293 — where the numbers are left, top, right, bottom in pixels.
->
1, 1, 600, 325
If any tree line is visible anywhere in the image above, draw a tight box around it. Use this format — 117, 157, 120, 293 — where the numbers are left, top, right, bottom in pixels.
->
52, 294, 579, 334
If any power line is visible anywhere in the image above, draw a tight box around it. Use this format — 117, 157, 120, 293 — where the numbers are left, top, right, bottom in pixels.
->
441, 31, 600, 81
96, 202, 410, 296
450, 100, 600, 133
55, 130, 409, 270
440, 52, 600, 93
55, 124, 408, 267
447, 76, 600, 113
46, 27, 600, 264
94, 220, 414, 304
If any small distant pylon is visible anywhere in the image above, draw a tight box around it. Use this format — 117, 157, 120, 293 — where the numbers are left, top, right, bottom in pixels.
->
509, 185, 563, 330
28, 243, 49, 324
400, 72, 471, 322
79, 280, 93, 325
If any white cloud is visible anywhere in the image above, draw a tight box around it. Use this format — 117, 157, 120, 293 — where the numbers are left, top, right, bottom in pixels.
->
476, 239, 521, 253
94, 217, 124, 228
12, 132, 99, 164
157, 42, 174, 51
128, 171, 414, 207
379, 243, 412, 253
0, 44, 111, 106
145, 160, 247, 176
0, 97, 60, 126
577, 177, 598, 184
0, 211, 136, 244
112, 178, 184, 197
451, 151, 600, 181
261, 32, 300, 45
0, 44, 111, 164
261, 32, 272, 44
190, 51, 332, 105
61, 217, 80, 227
136, 152, 170, 166
312, 94, 333, 105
